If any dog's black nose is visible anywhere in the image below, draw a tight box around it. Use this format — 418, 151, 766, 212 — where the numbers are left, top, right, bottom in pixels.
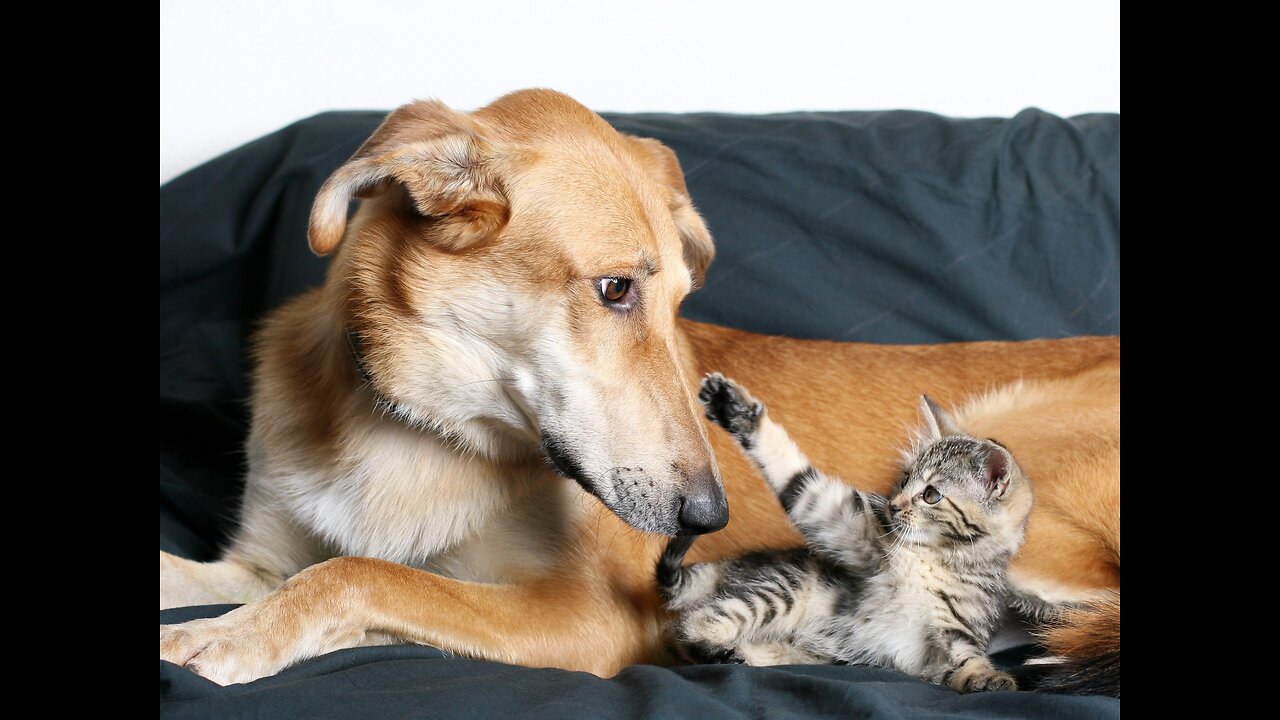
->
677, 468, 728, 535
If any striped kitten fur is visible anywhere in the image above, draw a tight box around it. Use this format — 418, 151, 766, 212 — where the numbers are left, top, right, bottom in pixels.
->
658, 374, 1033, 692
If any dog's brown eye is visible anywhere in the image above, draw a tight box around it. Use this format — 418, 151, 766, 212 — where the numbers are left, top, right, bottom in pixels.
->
920, 486, 942, 505
598, 277, 632, 304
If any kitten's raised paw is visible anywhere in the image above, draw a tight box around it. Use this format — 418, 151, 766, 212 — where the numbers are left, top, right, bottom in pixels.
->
949, 662, 1017, 693
699, 373, 764, 440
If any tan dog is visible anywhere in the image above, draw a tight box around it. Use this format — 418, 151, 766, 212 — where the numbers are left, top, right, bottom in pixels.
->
159, 90, 1119, 691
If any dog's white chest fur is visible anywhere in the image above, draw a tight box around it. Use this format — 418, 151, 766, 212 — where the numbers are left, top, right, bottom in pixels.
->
248, 415, 578, 583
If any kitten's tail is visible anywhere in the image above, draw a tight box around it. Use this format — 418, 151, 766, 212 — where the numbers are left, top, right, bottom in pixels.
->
655, 535, 697, 602
1017, 591, 1120, 697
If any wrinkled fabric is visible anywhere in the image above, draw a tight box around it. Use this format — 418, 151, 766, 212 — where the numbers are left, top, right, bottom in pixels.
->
159, 108, 1120, 718
160, 606, 1117, 720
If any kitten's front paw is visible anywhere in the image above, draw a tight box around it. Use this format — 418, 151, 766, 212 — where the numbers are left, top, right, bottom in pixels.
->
698, 373, 764, 440
949, 662, 1017, 693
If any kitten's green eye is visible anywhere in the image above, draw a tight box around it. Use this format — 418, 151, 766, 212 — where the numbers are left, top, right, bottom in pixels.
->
921, 486, 943, 505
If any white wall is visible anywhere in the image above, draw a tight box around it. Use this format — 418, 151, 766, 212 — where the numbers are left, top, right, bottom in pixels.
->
159, 0, 1120, 184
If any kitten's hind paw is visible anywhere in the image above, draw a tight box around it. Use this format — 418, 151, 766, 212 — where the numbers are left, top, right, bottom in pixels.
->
699, 373, 764, 441
950, 663, 1018, 693
679, 640, 747, 665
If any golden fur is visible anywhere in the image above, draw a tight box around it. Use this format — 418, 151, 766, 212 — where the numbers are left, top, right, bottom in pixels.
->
159, 89, 1119, 687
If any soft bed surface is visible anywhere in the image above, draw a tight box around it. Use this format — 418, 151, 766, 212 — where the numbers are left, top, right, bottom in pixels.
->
159, 107, 1120, 718
160, 606, 1115, 720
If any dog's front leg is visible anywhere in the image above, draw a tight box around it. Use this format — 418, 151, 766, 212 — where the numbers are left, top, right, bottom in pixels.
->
160, 556, 641, 684
159, 551, 284, 609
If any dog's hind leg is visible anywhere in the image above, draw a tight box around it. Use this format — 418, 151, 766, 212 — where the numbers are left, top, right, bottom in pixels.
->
160, 552, 283, 609
160, 556, 649, 685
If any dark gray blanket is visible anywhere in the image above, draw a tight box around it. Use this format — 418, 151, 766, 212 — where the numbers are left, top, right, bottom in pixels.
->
159, 107, 1120, 718
160, 606, 1115, 719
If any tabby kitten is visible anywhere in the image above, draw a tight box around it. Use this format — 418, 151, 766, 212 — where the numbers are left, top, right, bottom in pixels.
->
658, 374, 1033, 692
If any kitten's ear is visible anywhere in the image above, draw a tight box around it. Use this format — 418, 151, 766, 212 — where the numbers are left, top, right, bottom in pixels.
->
919, 395, 964, 439
983, 450, 1011, 500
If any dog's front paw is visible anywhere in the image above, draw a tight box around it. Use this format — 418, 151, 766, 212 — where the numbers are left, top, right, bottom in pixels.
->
949, 662, 1017, 693
698, 373, 764, 441
160, 606, 305, 685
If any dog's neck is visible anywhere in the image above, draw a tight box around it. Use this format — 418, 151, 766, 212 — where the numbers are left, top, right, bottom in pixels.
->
341, 323, 546, 464
345, 325, 420, 425
346, 327, 375, 386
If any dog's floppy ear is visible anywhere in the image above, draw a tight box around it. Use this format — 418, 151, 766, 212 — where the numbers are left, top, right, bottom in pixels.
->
308, 100, 508, 256
624, 136, 715, 287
